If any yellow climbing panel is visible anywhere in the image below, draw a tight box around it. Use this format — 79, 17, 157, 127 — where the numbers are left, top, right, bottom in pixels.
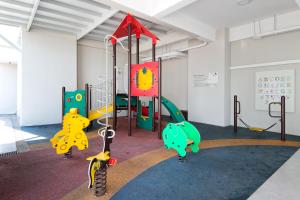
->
50, 108, 90, 155
88, 104, 113, 121
137, 68, 153, 91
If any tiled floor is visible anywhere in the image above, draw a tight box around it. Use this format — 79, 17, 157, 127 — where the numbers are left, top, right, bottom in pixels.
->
0, 114, 30, 155
0, 115, 17, 155
248, 149, 300, 200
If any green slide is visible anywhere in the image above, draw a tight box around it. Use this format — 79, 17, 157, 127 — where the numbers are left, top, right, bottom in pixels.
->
161, 96, 185, 123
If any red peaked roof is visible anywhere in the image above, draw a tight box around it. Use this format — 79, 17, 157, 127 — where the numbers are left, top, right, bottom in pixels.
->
110, 13, 158, 45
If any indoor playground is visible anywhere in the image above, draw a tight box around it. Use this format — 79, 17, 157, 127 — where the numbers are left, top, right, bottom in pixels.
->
1, 1, 300, 200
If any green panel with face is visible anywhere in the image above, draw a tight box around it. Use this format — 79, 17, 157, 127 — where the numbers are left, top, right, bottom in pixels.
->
64, 90, 86, 117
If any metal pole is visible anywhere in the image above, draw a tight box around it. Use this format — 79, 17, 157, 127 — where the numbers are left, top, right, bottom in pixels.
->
158, 58, 162, 139
105, 38, 109, 128
152, 43, 156, 131
234, 95, 237, 133
136, 37, 140, 127
281, 96, 286, 141
136, 37, 140, 63
113, 44, 117, 130
62, 86, 66, 124
85, 83, 89, 118
89, 84, 92, 111
128, 24, 132, 136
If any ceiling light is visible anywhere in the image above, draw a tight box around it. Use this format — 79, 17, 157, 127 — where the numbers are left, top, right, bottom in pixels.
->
236, 0, 253, 6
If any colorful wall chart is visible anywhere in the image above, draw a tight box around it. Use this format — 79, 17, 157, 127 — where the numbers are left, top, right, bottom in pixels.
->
255, 69, 295, 112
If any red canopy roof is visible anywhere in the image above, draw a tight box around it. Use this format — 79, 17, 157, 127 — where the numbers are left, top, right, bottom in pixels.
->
110, 13, 158, 45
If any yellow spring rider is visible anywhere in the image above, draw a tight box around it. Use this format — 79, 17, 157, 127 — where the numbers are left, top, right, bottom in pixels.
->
50, 108, 90, 156
87, 126, 116, 196
86, 101, 116, 196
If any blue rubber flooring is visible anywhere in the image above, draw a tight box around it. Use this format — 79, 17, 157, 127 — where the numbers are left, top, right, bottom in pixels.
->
18, 121, 300, 145
112, 146, 298, 200
193, 122, 300, 141
20, 124, 61, 144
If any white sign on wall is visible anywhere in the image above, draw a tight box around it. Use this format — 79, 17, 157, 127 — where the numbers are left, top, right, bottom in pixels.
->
193, 72, 218, 87
255, 69, 295, 112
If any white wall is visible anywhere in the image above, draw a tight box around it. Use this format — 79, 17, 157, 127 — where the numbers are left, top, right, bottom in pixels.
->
20, 29, 77, 126
77, 39, 127, 90
230, 10, 300, 42
77, 39, 127, 115
0, 63, 17, 114
77, 42, 108, 89
231, 30, 300, 135
188, 29, 231, 126
138, 40, 189, 115
17, 53, 22, 118
162, 57, 188, 115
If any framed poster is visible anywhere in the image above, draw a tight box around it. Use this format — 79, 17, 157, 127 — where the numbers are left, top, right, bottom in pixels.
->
256, 69, 295, 112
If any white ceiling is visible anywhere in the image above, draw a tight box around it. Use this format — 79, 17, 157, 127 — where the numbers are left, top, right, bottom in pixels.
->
0, 0, 173, 43
0, 0, 299, 44
84, 11, 172, 42
178, 0, 299, 28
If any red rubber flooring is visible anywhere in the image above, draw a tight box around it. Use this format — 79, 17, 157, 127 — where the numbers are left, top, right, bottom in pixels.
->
0, 119, 163, 200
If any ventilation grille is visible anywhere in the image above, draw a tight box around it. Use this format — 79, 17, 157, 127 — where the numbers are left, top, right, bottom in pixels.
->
0, 151, 18, 157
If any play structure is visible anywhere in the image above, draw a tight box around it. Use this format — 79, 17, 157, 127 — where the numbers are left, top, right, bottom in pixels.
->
107, 13, 201, 190
163, 121, 201, 160
50, 108, 90, 157
233, 95, 286, 141
110, 14, 163, 138
109, 14, 190, 138
50, 13, 202, 197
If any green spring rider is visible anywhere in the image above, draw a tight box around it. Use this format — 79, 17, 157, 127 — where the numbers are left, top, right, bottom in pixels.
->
162, 121, 201, 159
